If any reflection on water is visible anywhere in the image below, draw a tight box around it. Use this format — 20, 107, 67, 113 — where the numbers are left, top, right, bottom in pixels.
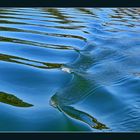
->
0, 91, 33, 107
0, 8, 140, 132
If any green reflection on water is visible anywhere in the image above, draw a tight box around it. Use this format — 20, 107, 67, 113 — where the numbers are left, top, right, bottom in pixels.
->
0, 92, 33, 107
0, 54, 63, 69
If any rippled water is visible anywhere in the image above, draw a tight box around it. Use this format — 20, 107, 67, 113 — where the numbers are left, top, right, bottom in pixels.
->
0, 8, 140, 132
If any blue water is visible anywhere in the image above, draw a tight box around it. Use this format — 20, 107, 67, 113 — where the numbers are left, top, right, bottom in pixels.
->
0, 8, 140, 132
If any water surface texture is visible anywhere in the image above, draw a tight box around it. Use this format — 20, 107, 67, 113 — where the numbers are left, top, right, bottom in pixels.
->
0, 8, 140, 132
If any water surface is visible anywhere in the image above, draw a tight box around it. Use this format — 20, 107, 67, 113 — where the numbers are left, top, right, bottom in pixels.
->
0, 8, 140, 132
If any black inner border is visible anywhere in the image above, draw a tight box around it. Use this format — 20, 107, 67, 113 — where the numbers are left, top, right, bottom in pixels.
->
0, 0, 140, 7
0, 133, 140, 139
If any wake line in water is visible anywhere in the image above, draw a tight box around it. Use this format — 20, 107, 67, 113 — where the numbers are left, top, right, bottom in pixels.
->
50, 42, 109, 130
50, 103, 108, 129
49, 36, 140, 130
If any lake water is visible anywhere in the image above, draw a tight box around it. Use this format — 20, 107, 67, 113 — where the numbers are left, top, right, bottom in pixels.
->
0, 8, 140, 132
